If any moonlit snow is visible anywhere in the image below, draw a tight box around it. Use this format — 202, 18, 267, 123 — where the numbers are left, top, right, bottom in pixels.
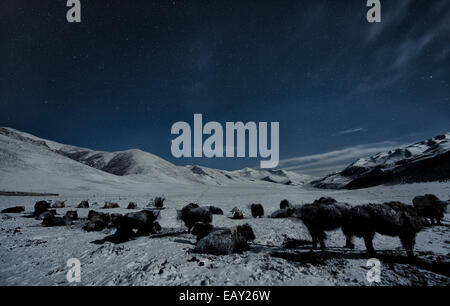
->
0, 128, 448, 286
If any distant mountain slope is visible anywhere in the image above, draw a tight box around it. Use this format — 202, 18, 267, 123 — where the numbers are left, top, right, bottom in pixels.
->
231, 168, 311, 185
312, 133, 450, 189
0, 133, 151, 194
0, 127, 310, 187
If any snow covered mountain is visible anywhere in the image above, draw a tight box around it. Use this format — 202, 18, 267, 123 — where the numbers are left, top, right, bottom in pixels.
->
0, 127, 310, 191
231, 167, 310, 185
0, 130, 153, 194
312, 133, 450, 189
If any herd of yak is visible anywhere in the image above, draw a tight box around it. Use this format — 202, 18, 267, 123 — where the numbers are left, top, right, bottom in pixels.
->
1, 194, 448, 258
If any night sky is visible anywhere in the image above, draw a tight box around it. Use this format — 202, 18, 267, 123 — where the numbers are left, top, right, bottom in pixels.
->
1, 0, 449, 175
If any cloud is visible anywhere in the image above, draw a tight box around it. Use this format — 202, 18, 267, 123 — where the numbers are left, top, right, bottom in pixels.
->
351, 0, 450, 96
279, 141, 399, 177
364, 0, 413, 44
337, 127, 366, 135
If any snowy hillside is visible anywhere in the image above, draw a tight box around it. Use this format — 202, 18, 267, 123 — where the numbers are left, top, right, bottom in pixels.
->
0, 127, 310, 190
0, 133, 156, 194
312, 133, 450, 189
231, 167, 311, 185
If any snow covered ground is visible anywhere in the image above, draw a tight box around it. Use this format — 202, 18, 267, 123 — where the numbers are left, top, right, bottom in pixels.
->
1, 182, 449, 286
0, 127, 448, 286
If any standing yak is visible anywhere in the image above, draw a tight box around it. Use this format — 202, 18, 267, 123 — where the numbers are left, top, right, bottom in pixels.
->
250, 204, 264, 218
294, 197, 354, 249
342, 202, 425, 257
178, 203, 213, 232
412, 194, 448, 225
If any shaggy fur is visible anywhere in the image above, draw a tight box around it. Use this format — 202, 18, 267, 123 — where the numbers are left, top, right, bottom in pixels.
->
412, 194, 448, 225
66, 210, 78, 221
194, 223, 256, 255
270, 207, 295, 218
114, 210, 161, 241
250, 204, 264, 218
191, 221, 215, 242
280, 199, 292, 209
42, 211, 78, 227
342, 202, 425, 257
295, 197, 354, 249
83, 219, 106, 232
83, 210, 112, 232
178, 203, 213, 232
36, 209, 57, 220
103, 202, 120, 209
127, 202, 138, 209
77, 200, 89, 208
208, 206, 224, 215
51, 201, 66, 208
87, 210, 110, 222
230, 207, 244, 219
153, 197, 165, 208
34, 201, 51, 217
313, 197, 337, 205
1, 206, 25, 213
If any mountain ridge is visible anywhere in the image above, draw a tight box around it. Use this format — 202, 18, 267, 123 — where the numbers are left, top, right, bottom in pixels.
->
0, 127, 310, 187
312, 132, 450, 189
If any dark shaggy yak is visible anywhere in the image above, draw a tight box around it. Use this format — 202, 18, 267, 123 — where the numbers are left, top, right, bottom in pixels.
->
103, 202, 120, 209
83, 210, 112, 232
342, 202, 425, 257
1, 206, 25, 213
280, 199, 292, 209
294, 197, 354, 249
191, 221, 215, 242
229, 207, 244, 219
270, 207, 295, 218
51, 201, 66, 208
412, 194, 448, 225
178, 204, 213, 232
208, 206, 224, 215
34, 201, 51, 217
65, 210, 78, 221
36, 209, 57, 220
42, 211, 78, 227
153, 197, 165, 208
77, 200, 89, 208
113, 210, 161, 241
250, 204, 264, 218
194, 223, 256, 255
127, 202, 138, 209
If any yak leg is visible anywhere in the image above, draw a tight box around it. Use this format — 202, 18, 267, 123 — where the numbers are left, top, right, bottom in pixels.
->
306, 226, 318, 249
363, 233, 376, 255
115, 222, 134, 241
344, 235, 355, 249
318, 231, 326, 249
311, 234, 318, 249
400, 235, 416, 258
